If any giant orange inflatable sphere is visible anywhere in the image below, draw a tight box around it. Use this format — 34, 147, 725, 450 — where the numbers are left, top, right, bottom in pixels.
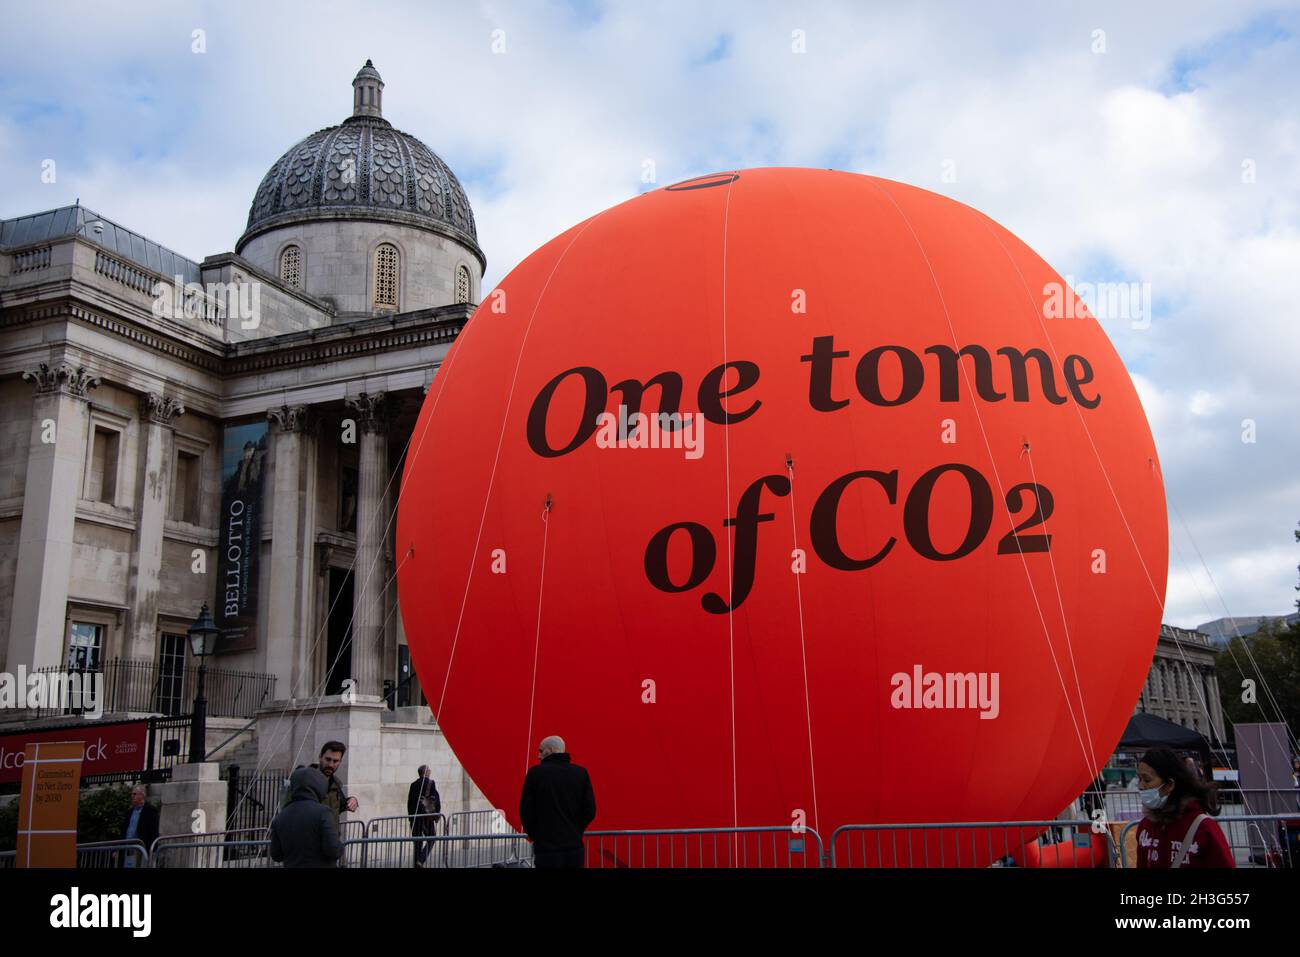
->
396, 168, 1167, 857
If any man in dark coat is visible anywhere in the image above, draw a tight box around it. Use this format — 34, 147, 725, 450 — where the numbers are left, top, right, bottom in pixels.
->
407, 765, 442, 867
270, 766, 343, 868
120, 785, 159, 867
519, 735, 597, 868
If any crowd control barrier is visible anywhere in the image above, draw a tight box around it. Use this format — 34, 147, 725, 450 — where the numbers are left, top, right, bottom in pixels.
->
584, 826, 825, 868
829, 820, 1114, 868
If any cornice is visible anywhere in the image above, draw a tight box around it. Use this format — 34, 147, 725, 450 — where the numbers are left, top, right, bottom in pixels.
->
0, 296, 469, 378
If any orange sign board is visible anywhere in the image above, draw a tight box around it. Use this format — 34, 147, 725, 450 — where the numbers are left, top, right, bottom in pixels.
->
16, 740, 83, 868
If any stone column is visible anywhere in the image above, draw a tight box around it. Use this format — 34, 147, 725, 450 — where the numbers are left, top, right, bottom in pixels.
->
125, 392, 185, 661
345, 392, 388, 697
298, 415, 319, 695
5, 363, 99, 673
1207, 672, 1224, 742
266, 405, 318, 699
156, 763, 227, 865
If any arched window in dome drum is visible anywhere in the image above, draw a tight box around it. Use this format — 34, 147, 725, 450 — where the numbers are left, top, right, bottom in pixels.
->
455, 265, 471, 304
279, 245, 302, 288
374, 243, 399, 309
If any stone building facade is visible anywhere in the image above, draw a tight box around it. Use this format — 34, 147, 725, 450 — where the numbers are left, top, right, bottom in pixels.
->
1135, 624, 1226, 744
0, 62, 495, 822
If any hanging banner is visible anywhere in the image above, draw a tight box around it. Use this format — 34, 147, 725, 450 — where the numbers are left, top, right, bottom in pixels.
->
15, 741, 83, 868
0, 719, 149, 784
215, 421, 268, 652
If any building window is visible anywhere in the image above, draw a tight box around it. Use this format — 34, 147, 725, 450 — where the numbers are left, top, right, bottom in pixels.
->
280, 245, 302, 288
65, 621, 105, 714
172, 450, 201, 524
455, 265, 471, 304
374, 243, 399, 309
156, 633, 187, 716
85, 426, 120, 504
67, 622, 104, 672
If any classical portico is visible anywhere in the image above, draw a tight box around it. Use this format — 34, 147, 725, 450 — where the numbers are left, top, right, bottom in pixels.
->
0, 62, 494, 820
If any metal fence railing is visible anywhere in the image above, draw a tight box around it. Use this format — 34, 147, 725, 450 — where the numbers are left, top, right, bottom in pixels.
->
76, 839, 150, 868
441, 810, 527, 867
151, 828, 272, 868
0, 845, 152, 868
11, 811, 1293, 869
1119, 814, 1298, 868
585, 826, 826, 868
224, 765, 288, 835
338, 819, 368, 867
31, 659, 276, 719
829, 821, 1112, 868
342, 834, 533, 869
364, 814, 446, 867
152, 839, 277, 869
1093, 787, 1300, 822
447, 809, 509, 835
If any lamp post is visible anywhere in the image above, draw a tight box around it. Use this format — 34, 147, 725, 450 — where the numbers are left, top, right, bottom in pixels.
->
187, 603, 219, 763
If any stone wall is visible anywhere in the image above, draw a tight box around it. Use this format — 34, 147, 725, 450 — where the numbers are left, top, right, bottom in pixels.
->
238, 220, 480, 318
200, 257, 333, 345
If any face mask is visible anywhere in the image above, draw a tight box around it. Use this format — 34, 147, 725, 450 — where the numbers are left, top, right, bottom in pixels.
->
1138, 785, 1168, 810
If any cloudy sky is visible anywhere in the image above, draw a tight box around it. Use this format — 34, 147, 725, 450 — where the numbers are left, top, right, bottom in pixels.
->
2, 1, 1296, 629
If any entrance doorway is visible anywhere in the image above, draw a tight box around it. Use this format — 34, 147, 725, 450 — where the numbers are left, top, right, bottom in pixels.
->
325, 567, 354, 696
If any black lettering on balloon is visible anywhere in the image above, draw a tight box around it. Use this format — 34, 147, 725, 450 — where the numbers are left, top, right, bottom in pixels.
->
1063, 355, 1101, 409
800, 335, 851, 412
645, 521, 717, 592
996, 483, 1054, 554
903, 463, 994, 561
525, 365, 608, 458
924, 344, 1007, 403
855, 345, 924, 406
702, 473, 789, 614
996, 347, 1068, 405
611, 371, 685, 435
809, 469, 899, 570
699, 361, 762, 425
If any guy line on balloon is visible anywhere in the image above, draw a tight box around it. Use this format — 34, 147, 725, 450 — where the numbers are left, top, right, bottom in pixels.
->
522, 331, 1104, 614
393, 170, 1169, 845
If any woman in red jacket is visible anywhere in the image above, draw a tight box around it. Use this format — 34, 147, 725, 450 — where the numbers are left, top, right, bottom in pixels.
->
1134, 747, 1235, 868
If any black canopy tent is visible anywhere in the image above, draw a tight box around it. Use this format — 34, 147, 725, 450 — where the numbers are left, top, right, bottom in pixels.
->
1118, 712, 1214, 767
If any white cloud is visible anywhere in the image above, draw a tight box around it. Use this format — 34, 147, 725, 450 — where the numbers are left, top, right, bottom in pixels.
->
1, 0, 1296, 627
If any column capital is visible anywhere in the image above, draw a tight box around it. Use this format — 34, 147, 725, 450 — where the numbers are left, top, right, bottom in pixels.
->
22, 362, 100, 399
140, 391, 186, 426
267, 404, 317, 434
346, 392, 389, 434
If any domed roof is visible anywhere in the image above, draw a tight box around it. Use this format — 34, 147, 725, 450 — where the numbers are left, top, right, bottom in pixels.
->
237, 61, 482, 265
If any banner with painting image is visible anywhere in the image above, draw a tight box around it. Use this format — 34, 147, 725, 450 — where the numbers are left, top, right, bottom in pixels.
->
215, 421, 268, 652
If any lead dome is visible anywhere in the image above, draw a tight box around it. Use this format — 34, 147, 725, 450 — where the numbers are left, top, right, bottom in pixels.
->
236, 61, 484, 315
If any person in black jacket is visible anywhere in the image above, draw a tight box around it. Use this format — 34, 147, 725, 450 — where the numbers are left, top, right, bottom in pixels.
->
270, 766, 343, 868
120, 785, 159, 867
407, 765, 442, 867
519, 735, 596, 868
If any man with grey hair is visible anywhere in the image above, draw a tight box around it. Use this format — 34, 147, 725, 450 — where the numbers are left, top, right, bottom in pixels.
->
119, 785, 159, 867
519, 735, 597, 868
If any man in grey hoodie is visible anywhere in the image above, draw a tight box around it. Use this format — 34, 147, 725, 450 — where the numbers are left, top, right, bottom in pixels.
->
270, 766, 344, 868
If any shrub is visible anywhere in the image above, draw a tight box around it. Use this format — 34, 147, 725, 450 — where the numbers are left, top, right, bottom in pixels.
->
0, 785, 139, 851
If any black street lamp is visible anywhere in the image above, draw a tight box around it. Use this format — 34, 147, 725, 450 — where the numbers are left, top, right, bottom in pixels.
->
186, 603, 219, 763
